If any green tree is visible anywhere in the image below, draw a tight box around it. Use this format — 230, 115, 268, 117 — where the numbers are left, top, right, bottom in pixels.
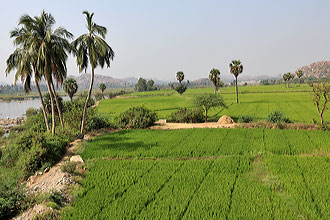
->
6, 11, 72, 134
193, 94, 227, 122
176, 71, 184, 84
311, 82, 330, 126
135, 78, 147, 91
63, 78, 78, 102
99, 83, 106, 98
209, 68, 221, 94
283, 72, 294, 88
229, 60, 243, 103
175, 84, 187, 96
72, 11, 115, 138
147, 79, 155, 91
296, 70, 304, 84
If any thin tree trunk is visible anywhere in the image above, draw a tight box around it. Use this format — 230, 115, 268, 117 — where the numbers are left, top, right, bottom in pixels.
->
214, 86, 217, 95
70, 96, 73, 102
235, 77, 239, 103
35, 79, 50, 132
50, 81, 64, 128
80, 64, 94, 138
46, 78, 56, 135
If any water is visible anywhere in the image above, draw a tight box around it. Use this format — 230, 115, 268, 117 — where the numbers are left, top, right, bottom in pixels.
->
0, 96, 70, 119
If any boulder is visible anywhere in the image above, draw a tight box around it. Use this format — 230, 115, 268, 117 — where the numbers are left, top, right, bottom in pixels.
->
70, 155, 84, 163
217, 115, 235, 125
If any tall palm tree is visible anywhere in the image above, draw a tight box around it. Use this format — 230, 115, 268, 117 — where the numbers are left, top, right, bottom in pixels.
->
32, 11, 72, 132
72, 11, 114, 138
63, 78, 78, 102
229, 60, 243, 103
176, 71, 184, 84
13, 11, 72, 134
6, 19, 50, 131
209, 68, 220, 94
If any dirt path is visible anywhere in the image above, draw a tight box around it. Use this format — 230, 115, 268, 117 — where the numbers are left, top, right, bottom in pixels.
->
150, 122, 237, 130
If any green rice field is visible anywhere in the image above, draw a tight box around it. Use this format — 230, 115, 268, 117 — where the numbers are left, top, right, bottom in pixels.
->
63, 128, 330, 219
97, 84, 330, 123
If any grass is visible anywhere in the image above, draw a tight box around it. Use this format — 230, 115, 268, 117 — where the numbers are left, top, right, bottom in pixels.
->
63, 128, 330, 219
96, 84, 329, 123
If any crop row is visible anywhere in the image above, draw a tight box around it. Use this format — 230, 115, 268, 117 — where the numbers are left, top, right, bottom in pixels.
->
81, 128, 330, 160
63, 156, 329, 219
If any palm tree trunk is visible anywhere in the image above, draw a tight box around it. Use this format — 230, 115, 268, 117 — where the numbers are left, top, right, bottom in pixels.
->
50, 81, 64, 128
35, 79, 50, 132
235, 77, 239, 103
80, 64, 94, 138
214, 86, 217, 95
70, 96, 73, 102
46, 78, 56, 135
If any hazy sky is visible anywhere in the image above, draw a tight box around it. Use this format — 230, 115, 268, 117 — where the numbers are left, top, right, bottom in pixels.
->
1, 0, 330, 84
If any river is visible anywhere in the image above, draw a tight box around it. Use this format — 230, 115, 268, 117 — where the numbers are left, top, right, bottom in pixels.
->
0, 97, 69, 119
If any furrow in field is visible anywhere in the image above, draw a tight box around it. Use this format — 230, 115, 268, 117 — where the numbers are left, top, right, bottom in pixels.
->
133, 162, 185, 219
225, 158, 241, 220
178, 161, 215, 220
294, 159, 323, 219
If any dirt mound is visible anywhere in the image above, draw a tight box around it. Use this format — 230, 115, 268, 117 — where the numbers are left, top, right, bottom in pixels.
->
217, 115, 235, 125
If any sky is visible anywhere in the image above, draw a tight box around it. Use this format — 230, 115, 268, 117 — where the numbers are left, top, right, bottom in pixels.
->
1, 0, 330, 84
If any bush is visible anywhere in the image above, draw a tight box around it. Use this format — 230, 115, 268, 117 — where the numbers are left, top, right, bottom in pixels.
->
87, 115, 111, 131
175, 84, 187, 95
107, 90, 127, 99
25, 108, 38, 118
60, 161, 77, 174
170, 108, 204, 123
115, 106, 157, 129
266, 111, 291, 123
14, 131, 68, 176
43, 93, 63, 115
238, 115, 254, 123
0, 183, 25, 219
94, 92, 103, 101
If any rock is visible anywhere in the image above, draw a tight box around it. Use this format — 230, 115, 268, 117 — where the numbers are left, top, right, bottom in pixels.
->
70, 155, 84, 163
217, 115, 236, 125
156, 119, 167, 124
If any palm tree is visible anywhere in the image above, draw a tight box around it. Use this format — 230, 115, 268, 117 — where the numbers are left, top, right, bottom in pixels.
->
176, 71, 184, 84
63, 78, 78, 102
99, 83, 106, 98
6, 17, 51, 131
72, 11, 114, 138
13, 11, 72, 134
32, 11, 72, 132
209, 68, 220, 94
229, 60, 243, 103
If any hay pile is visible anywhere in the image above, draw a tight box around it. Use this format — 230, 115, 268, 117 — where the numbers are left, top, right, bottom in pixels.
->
217, 115, 235, 125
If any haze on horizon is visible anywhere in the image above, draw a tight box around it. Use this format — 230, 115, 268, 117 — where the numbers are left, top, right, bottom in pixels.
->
1, 0, 330, 84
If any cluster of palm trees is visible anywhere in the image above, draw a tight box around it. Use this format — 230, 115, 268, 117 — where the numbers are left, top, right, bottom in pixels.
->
6, 11, 114, 138
208, 60, 243, 103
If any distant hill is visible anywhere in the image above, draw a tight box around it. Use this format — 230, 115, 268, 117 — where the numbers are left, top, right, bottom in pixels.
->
296, 61, 330, 78
69, 74, 127, 89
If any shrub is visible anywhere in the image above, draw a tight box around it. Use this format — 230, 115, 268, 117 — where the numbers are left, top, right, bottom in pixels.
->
0, 183, 25, 219
14, 131, 68, 177
25, 108, 38, 118
115, 106, 157, 129
60, 161, 77, 174
107, 90, 127, 99
266, 111, 291, 123
175, 84, 187, 96
43, 93, 63, 115
94, 92, 103, 101
87, 115, 111, 131
170, 108, 204, 123
238, 115, 254, 123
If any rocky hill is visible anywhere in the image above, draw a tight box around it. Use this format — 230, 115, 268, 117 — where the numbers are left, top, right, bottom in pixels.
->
296, 61, 330, 78
69, 74, 127, 89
